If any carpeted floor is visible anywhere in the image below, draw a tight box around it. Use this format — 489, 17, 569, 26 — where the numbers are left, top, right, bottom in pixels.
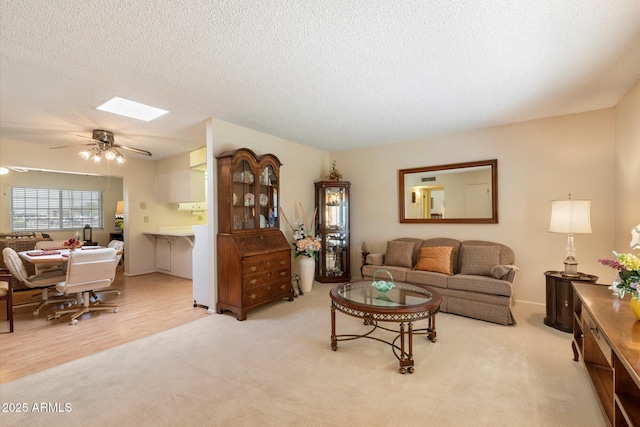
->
0, 283, 603, 427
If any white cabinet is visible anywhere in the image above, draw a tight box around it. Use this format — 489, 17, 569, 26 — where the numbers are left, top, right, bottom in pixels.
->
192, 225, 210, 308
156, 170, 205, 203
156, 238, 171, 271
176, 202, 207, 211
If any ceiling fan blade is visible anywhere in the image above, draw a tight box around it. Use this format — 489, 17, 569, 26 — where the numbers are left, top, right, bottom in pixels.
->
114, 144, 152, 156
50, 143, 96, 149
77, 134, 101, 142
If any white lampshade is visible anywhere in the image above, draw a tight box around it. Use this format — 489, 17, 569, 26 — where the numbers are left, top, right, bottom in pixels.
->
115, 200, 124, 216
549, 199, 592, 234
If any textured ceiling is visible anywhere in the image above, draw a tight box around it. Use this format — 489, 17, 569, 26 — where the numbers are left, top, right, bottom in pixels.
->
1, 1, 639, 160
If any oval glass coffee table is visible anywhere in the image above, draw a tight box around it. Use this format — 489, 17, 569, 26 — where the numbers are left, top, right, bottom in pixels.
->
330, 281, 442, 374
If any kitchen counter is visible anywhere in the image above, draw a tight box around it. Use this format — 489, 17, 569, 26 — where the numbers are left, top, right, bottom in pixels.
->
144, 229, 195, 247
144, 226, 198, 279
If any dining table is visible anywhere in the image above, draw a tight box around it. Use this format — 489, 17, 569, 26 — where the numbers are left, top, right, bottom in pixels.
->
18, 246, 108, 266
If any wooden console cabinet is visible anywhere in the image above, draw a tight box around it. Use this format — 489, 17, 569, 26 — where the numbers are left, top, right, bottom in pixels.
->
544, 271, 598, 332
216, 148, 294, 320
572, 283, 640, 426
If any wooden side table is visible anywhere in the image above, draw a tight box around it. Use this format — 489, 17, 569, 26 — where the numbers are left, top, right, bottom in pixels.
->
544, 271, 598, 333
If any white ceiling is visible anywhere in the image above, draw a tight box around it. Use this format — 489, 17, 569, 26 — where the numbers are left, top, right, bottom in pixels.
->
1, 1, 639, 160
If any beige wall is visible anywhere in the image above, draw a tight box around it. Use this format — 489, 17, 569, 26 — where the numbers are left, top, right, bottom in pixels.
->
2, 79, 638, 306
205, 118, 329, 303
332, 108, 619, 304
614, 79, 640, 251
0, 169, 123, 246
0, 139, 199, 276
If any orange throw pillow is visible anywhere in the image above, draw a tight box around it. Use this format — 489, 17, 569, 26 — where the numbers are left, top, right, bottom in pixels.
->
414, 246, 455, 275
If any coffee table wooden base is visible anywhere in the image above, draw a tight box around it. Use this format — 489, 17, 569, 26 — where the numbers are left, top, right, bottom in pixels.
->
330, 303, 438, 374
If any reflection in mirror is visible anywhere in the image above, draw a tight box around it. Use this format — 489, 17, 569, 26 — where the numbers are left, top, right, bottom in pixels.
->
399, 159, 498, 223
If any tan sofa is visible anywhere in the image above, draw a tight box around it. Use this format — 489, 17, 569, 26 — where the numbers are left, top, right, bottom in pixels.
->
361, 237, 517, 325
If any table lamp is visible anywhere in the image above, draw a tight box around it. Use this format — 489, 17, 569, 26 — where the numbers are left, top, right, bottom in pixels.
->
549, 194, 592, 278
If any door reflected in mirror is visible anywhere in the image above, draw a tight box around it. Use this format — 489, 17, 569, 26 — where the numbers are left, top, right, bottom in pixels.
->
399, 159, 498, 224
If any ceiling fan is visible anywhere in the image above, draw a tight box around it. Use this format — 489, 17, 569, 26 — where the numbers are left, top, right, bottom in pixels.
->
50, 129, 152, 163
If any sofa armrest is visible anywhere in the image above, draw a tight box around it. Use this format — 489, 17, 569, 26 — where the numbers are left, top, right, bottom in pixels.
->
365, 253, 384, 266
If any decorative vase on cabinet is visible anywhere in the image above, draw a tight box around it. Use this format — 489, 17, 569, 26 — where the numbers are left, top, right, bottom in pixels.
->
216, 148, 294, 320
314, 181, 350, 283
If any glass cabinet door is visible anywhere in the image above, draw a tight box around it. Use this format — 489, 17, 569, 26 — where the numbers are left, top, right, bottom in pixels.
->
232, 160, 255, 230
258, 165, 279, 229
315, 181, 350, 282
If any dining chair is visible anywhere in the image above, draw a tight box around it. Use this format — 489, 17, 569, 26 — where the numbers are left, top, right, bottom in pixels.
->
92, 240, 123, 300
34, 240, 67, 274
48, 248, 119, 325
2, 247, 73, 315
0, 269, 14, 333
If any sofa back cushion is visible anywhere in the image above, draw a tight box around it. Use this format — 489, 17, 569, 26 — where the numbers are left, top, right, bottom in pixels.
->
413, 246, 455, 275
458, 241, 515, 276
421, 238, 462, 273
384, 240, 418, 268
385, 238, 424, 267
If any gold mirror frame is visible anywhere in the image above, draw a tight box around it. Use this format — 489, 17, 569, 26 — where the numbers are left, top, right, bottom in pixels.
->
398, 159, 498, 224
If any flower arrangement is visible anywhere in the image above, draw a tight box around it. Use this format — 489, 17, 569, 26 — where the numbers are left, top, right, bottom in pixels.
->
63, 237, 83, 250
325, 160, 342, 181
280, 203, 321, 259
598, 251, 640, 300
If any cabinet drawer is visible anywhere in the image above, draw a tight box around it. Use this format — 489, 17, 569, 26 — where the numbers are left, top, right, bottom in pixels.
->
583, 310, 612, 366
243, 267, 290, 289
243, 280, 291, 306
242, 252, 290, 275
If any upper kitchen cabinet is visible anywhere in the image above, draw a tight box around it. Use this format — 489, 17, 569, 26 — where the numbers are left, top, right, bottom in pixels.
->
156, 170, 206, 204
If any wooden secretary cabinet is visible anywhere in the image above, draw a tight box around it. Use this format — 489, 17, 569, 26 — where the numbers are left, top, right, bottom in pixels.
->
216, 148, 294, 320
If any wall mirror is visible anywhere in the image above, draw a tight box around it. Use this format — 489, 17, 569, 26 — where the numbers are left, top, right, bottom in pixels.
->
399, 159, 498, 223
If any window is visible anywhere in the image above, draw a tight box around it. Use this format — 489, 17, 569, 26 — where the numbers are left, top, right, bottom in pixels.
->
11, 187, 103, 231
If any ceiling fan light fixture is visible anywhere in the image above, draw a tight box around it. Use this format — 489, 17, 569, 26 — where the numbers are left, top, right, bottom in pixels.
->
97, 96, 169, 122
116, 154, 126, 164
105, 149, 117, 160
79, 150, 92, 160
92, 152, 102, 163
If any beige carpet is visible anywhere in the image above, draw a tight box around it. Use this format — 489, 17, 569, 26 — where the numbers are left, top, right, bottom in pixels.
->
1, 283, 603, 427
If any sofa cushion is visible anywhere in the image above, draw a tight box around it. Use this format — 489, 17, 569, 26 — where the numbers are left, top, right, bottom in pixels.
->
384, 240, 415, 268
447, 274, 513, 297
421, 238, 462, 273
414, 246, 455, 275
363, 265, 409, 282
459, 245, 500, 277
405, 270, 448, 289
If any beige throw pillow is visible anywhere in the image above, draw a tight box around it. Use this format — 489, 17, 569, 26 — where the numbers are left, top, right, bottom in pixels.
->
384, 240, 415, 268
414, 246, 455, 275
459, 245, 500, 277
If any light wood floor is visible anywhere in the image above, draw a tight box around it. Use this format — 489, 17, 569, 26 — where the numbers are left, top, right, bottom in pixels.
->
0, 272, 210, 384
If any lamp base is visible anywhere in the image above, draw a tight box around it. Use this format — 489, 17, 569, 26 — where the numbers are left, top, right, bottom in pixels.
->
562, 256, 580, 278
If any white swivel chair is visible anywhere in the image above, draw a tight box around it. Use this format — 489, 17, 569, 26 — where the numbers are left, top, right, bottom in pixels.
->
2, 247, 73, 315
108, 240, 124, 272
92, 240, 123, 300
34, 240, 67, 274
48, 248, 119, 325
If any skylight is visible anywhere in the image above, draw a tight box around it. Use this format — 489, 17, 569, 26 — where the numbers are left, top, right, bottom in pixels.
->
97, 97, 169, 122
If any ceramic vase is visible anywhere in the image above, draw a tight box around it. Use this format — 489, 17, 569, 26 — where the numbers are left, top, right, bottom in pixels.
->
298, 256, 315, 293
630, 297, 640, 320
